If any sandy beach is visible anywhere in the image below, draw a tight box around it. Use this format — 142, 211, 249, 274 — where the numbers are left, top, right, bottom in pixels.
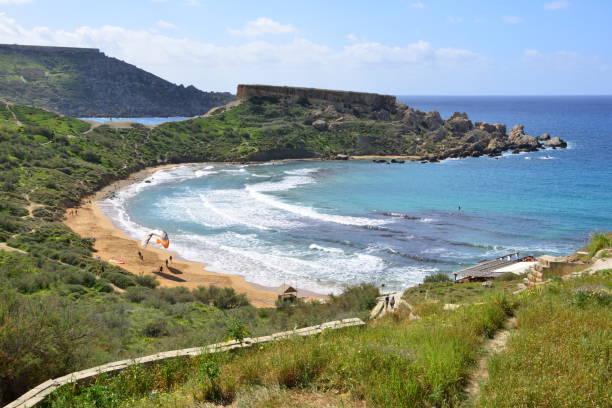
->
63, 163, 324, 307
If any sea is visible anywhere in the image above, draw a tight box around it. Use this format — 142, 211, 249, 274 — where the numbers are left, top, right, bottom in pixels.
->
80, 117, 189, 125
99, 96, 612, 294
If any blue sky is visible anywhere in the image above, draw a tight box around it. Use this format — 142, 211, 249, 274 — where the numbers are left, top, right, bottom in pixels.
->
1, 0, 610, 94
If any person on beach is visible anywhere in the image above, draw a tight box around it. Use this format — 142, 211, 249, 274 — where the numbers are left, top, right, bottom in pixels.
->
390, 296, 396, 310
169, 256, 173, 265
385, 295, 390, 310
159, 266, 163, 274
165, 259, 168, 268
138, 251, 143, 261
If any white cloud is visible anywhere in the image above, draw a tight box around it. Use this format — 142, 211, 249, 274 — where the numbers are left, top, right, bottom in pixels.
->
228, 17, 297, 37
156, 20, 176, 29
544, 1, 570, 10
0, 0, 32, 4
0, 12, 488, 93
447, 16, 463, 23
410, 2, 425, 8
502, 16, 524, 24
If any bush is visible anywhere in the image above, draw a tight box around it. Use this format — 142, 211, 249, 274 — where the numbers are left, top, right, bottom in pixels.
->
134, 273, 159, 289
423, 272, 452, 283
105, 272, 135, 289
586, 233, 612, 258
497, 272, 520, 281
192, 286, 250, 309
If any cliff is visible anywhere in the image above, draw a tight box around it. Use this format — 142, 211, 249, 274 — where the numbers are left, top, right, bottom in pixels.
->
237, 84, 396, 113
0, 44, 235, 117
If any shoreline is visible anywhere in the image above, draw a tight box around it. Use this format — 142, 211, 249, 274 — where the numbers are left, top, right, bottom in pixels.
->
63, 162, 325, 308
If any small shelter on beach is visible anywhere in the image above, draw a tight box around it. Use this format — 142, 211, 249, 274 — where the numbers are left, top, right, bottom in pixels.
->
454, 253, 536, 282
278, 286, 298, 302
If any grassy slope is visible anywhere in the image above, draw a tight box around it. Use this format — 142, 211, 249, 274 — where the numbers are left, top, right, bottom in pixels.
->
476, 272, 611, 408
47, 295, 514, 408
46, 272, 611, 408
0, 47, 233, 116
0, 52, 81, 109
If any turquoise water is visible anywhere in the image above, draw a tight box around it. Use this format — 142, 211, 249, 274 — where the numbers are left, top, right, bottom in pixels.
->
101, 96, 612, 293
80, 117, 189, 125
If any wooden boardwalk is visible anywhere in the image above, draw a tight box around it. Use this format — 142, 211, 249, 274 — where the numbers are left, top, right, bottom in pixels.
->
4, 318, 365, 408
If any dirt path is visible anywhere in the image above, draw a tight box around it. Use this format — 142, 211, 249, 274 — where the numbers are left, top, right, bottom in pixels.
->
5, 103, 23, 126
370, 293, 414, 319
464, 316, 517, 400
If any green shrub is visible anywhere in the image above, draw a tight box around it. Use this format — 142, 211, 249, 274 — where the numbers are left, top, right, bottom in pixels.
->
496, 272, 520, 281
105, 272, 135, 289
423, 272, 452, 283
586, 232, 612, 258
134, 273, 159, 288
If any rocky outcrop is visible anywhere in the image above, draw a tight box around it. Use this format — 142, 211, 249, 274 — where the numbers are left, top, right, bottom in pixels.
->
538, 133, 551, 141
312, 119, 329, 131
237, 84, 396, 113
543, 136, 567, 148
508, 125, 539, 151
0, 44, 234, 117
446, 112, 474, 134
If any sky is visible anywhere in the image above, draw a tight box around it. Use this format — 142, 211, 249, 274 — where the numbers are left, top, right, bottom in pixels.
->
0, 0, 610, 95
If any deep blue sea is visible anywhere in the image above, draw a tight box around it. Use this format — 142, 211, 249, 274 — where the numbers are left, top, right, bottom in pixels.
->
80, 117, 189, 125
100, 96, 612, 293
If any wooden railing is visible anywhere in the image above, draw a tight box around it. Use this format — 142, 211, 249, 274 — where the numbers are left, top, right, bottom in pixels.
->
4, 318, 365, 408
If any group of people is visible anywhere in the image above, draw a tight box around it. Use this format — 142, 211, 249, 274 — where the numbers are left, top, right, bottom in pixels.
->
384, 295, 396, 310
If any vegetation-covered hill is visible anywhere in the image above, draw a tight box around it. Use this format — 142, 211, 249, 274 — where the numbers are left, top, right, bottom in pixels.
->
0, 44, 234, 117
0, 97, 587, 407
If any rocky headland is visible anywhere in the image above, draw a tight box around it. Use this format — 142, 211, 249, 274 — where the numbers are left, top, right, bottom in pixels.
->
231, 84, 568, 162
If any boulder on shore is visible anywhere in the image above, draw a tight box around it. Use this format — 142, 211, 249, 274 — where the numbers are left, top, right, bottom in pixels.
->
312, 119, 329, 131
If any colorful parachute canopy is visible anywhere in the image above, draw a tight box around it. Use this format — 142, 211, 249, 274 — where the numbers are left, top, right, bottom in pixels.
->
141, 229, 169, 249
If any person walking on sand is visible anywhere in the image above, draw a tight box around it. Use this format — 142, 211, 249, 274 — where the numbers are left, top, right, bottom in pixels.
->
138, 251, 143, 261
165, 259, 168, 268
390, 296, 396, 310
169, 255, 173, 265
385, 295, 390, 310
159, 266, 163, 274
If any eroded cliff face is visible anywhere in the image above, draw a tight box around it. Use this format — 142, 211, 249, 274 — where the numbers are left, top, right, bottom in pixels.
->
237, 84, 397, 113
0, 44, 235, 117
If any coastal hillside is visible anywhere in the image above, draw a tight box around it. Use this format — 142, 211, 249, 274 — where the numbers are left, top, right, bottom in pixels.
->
0, 44, 234, 117
0, 96, 576, 406
40, 268, 612, 407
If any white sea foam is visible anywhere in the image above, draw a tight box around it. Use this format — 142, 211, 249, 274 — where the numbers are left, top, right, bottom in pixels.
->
245, 176, 388, 227
309, 243, 345, 254
284, 168, 320, 176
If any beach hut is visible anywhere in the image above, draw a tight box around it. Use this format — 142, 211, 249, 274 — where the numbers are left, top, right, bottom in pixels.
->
278, 286, 298, 302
